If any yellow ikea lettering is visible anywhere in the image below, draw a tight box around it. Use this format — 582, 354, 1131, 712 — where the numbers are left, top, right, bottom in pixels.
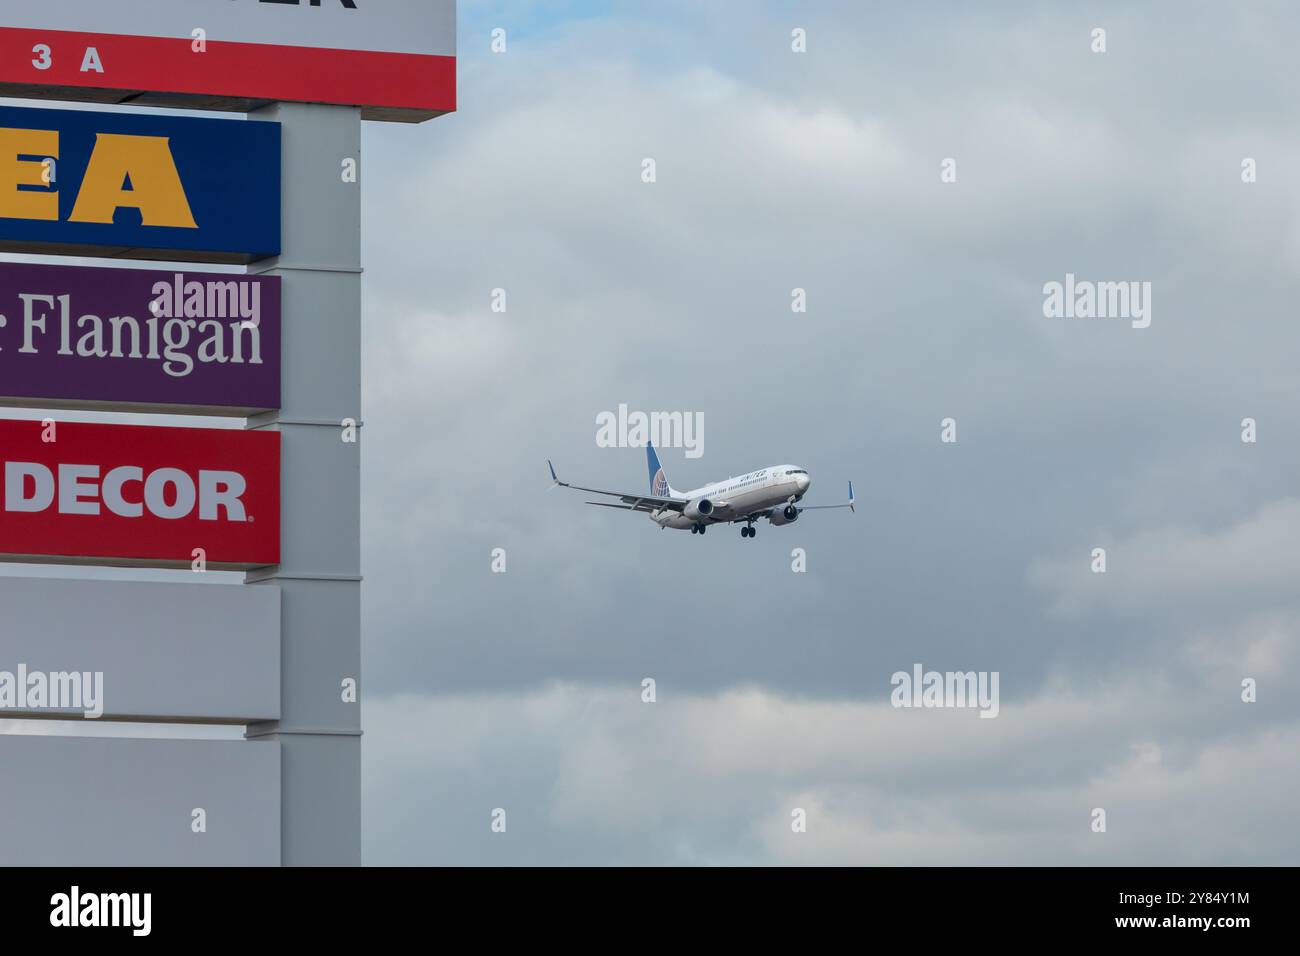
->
68, 133, 198, 229
0, 127, 58, 222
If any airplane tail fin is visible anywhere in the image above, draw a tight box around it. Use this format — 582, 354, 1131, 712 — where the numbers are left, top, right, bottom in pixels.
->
647, 441, 672, 497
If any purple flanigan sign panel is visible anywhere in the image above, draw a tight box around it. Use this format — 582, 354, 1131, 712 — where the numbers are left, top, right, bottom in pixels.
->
0, 262, 280, 415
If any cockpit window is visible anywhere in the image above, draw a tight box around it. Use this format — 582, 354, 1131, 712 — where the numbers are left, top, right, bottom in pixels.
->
785, 469, 807, 475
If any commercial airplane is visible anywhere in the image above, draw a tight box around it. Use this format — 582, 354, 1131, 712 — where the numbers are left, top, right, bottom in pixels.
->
547, 442, 854, 538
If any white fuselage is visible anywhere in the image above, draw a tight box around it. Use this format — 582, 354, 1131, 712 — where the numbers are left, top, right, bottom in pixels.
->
652, 465, 811, 530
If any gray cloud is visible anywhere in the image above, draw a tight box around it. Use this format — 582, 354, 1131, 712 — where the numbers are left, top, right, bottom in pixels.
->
350, 0, 1300, 863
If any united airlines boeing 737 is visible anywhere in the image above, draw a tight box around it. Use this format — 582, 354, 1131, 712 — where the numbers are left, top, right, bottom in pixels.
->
548, 442, 854, 538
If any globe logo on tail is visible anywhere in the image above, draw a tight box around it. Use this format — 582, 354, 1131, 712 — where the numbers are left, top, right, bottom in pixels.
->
652, 468, 669, 497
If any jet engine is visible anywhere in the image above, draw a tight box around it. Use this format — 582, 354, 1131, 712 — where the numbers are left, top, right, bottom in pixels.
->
768, 504, 799, 526
683, 498, 714, 521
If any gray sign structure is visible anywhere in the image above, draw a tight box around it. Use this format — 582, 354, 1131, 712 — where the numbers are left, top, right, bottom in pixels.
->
0, 0, 455, 864
0, 103, 362, 867
0, 576, 279, 722
244, 103, 363, 866
0, 735, 280, 866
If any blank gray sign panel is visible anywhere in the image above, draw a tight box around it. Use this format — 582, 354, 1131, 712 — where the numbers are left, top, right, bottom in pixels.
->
0, 576, 279, 722
0, 735, 280, 866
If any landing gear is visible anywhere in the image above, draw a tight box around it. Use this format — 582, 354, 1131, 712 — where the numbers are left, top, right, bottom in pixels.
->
692, 523, 706, 534
741, 525, 756, 538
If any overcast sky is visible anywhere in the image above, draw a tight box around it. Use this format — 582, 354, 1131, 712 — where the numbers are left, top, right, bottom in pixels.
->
350, 0, 1300, 865
6, 0, 1300, 865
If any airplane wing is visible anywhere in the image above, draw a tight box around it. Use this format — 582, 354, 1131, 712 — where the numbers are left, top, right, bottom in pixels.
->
548, 460, 688, 513
800, 480, 855, 512
727, 480, 856, 521
800, 481, 852, 512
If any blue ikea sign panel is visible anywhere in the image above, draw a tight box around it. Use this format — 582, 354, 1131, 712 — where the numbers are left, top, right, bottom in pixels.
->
0, 105, 280, 264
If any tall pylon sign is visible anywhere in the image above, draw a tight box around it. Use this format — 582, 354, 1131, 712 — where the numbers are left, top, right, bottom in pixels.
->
0, 1, 457, 866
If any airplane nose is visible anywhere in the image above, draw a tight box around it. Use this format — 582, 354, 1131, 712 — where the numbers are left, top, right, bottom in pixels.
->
797, 474, 811, 493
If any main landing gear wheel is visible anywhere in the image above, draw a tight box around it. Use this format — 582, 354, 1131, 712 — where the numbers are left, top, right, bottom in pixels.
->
742, 525, 756, 538
692, 523, 706, 534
